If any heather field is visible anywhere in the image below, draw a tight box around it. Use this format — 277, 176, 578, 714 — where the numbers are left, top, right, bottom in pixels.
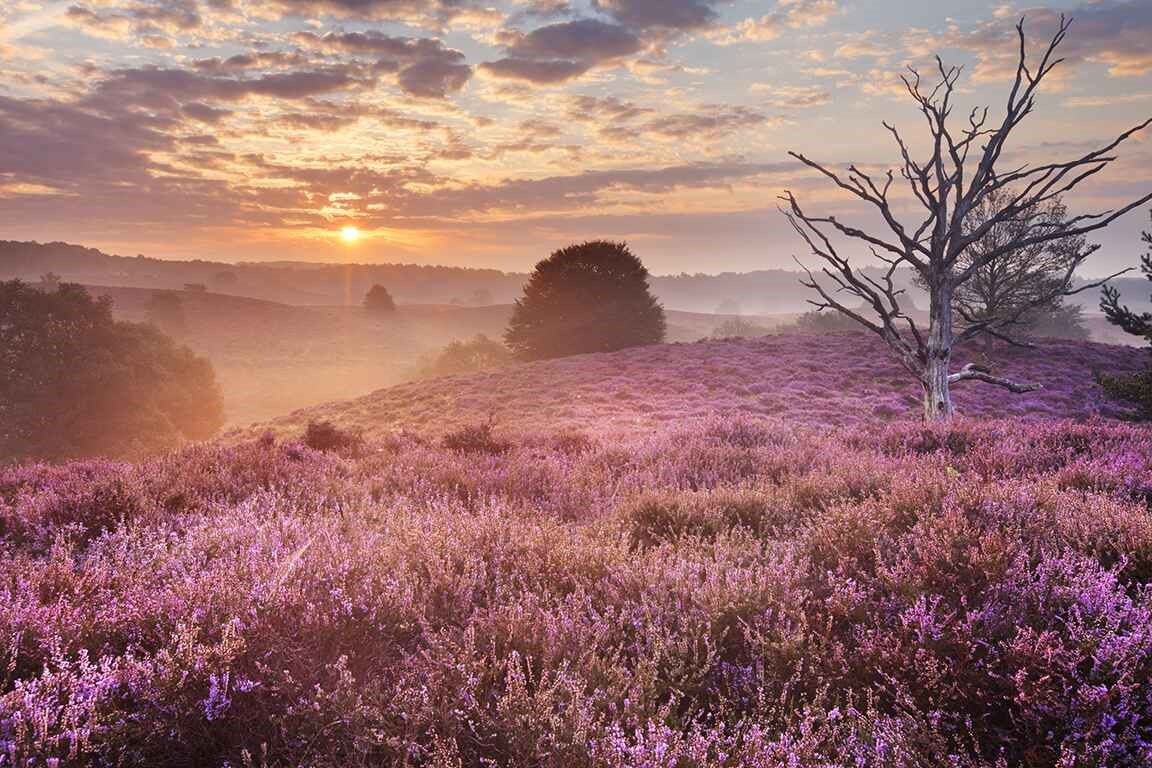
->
3, 336, 1152, 766
261, 333, 1147, 439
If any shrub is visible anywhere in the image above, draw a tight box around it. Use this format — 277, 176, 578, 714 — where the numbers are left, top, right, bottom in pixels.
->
710, 317, 770, 339
1098, 367, 1152, 421
440, 419, 510, 455
414, 334, 513, 380
1100, 209, 1152, 418
302, 420, 363, 453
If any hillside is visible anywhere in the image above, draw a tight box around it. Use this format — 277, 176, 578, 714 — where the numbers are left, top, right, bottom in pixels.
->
6, 403, 1152, 764
6, 334, 1152, 765
90, 284, 788, 424
257, 333, 1148, 439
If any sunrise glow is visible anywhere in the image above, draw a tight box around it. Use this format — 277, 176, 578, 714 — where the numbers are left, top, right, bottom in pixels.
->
341, 226, 361, 244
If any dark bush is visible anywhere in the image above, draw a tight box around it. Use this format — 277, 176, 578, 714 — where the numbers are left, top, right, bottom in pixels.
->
441, 420, 510, 455
303, 421, 363, 453
363, 284, 396, 313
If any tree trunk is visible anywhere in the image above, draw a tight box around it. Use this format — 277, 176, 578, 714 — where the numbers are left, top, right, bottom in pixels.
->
922, 281, 955, 421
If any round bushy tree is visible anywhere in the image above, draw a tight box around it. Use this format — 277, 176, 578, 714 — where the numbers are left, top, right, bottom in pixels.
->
364, 284, 397, 313
505, 241, 666, 360
0, 280, 225, 462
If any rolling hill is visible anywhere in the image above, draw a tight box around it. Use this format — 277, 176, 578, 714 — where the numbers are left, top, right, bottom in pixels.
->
5, 331, 1152, 765
254, 333, 1148, 440
90, 284, 791, 425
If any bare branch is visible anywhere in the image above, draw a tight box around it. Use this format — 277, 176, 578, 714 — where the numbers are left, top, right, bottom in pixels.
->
949, 363, 1042, 393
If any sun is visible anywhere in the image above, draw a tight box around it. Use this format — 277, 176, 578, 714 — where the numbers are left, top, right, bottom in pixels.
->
341, 226, 361, 243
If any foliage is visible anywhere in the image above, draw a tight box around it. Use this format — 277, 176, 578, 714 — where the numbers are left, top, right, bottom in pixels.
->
711, 317, 770, 339
302, 420, 363, 453
146, 291, 187, 336
1027, 301, 1089, 341
0, 280, 224, 462
937, 191, 1090, 349
363, 284, 396, 313
3, 417, 1152, 765
441, 417, 510, 455
415, 334, 513, 380
505, 241, 666, 360
1098, 368, 1152, 421
1100, 212, 1152, 418
788, 309, 863, 333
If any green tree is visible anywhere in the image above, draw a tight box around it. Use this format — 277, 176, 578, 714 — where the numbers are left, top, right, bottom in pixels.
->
505, 241, 665, 360
0, 280, 225, 462
1099, 212, 1152, 418
363, 284, 397, 313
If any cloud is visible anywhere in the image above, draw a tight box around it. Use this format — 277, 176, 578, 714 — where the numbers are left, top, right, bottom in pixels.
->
479, 57, 589, 83
503, 18, 643, 60
87, 66, 372, 112
180, 102, 233, 123
592, 0, 726, 32
263, 0, 480, 22
750, 83, 831, 108
567, 95, 656, 122
295, 30, 472, 97
564, 95, 774, 142
396, 56, 472, 97
599, 105, 777, 143
480, 18, 642, 84
715, 0, 840, 44
65, 1, 202, 46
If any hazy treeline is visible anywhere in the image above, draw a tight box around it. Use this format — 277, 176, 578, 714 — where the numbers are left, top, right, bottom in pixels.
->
7, 240, 1150, 315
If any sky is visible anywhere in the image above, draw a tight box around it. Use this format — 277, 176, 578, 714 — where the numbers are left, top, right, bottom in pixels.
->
0, 0, 1150, 275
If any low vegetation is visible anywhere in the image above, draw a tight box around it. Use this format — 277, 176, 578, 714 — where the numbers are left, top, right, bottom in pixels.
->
3, 416, 1152, 765
412, 334, 514, 380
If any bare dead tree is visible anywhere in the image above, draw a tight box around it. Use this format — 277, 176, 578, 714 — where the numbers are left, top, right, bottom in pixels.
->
781, 16, 1152, 421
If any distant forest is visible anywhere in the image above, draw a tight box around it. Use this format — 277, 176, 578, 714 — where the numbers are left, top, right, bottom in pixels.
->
3, 240, 1150, 315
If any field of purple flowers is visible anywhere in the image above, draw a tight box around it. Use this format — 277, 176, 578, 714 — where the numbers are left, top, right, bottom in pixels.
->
262, 333, 1147, 439
4, 406, 1152, 764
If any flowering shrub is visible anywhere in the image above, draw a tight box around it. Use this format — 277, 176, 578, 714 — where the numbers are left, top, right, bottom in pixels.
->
3, 413, 1152, 766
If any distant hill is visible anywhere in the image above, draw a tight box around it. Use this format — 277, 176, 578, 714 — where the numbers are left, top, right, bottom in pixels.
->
11, 239, 1150, 315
